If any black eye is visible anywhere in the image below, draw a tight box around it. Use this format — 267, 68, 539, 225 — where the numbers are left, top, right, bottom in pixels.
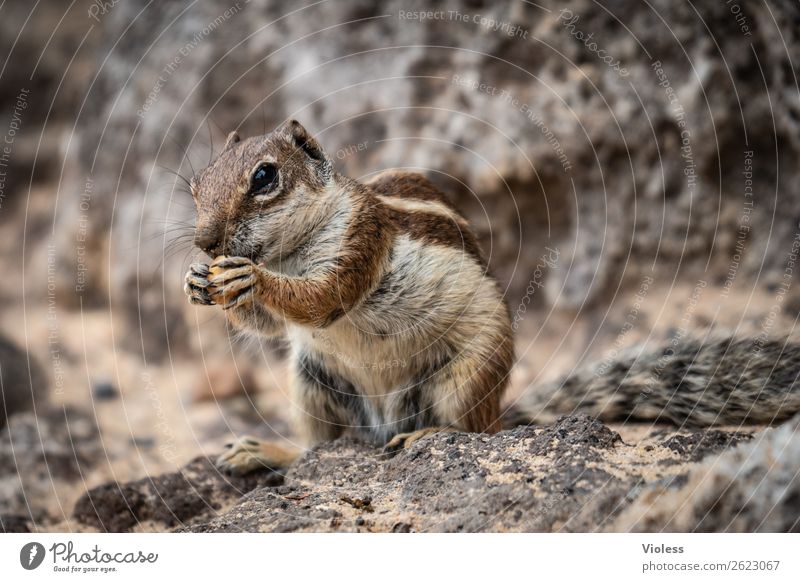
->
250, 163, 279, 195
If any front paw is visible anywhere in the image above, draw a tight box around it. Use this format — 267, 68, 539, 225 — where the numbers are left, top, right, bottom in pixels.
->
208, 256, 262, 310
184, 262, 213, 306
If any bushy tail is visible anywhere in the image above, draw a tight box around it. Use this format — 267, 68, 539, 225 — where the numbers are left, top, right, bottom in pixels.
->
504, 336, 800, 428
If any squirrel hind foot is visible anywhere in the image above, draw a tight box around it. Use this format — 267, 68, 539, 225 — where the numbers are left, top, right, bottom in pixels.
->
215, 436, 299, 476
382, 426, 456, 456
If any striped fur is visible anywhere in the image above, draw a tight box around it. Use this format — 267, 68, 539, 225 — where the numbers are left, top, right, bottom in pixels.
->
187, 121, 513, 453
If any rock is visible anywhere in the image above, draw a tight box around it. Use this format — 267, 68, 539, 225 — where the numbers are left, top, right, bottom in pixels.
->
129, 436, 155, 449
660, 430, 754, 463
3, 0, 800, 535
0, 334, 47, 428
72, 414, 782, 532
0, 514, 31, 533
0, 406, 102, 528
615, 414, 800, 532
73, 457, 283, 532
92, 381, 118, 401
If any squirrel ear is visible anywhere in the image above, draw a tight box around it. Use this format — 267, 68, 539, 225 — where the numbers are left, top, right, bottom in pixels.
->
281, 119, 330, 167
223, 131, 241, 151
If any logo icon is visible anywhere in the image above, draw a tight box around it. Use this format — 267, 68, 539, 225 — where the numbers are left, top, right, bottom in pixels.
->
20, 542, 46, 570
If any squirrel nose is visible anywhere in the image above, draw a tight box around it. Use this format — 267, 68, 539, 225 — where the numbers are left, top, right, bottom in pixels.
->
194, 230, 221, 256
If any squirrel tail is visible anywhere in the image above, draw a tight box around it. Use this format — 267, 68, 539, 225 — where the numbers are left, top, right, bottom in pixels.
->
503, 335, 800, 428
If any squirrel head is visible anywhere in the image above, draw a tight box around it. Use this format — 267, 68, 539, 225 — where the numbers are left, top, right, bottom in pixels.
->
190, 119, 336, 262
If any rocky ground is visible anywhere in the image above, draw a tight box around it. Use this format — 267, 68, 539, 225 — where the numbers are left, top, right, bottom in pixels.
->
5, 409, 795, 533
2, 0, 800, 534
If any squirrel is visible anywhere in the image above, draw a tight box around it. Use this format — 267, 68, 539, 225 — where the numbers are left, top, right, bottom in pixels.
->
184, 120, 800, 475
185, 120, 513, 475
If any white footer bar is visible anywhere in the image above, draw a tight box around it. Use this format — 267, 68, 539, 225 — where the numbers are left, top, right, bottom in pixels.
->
1, 533, 797, 581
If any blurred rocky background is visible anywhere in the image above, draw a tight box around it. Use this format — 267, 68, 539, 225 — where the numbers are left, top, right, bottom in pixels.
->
1, 0, 799, 531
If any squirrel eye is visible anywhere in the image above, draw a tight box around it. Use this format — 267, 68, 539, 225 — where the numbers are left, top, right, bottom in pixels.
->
250, 163, 279, 195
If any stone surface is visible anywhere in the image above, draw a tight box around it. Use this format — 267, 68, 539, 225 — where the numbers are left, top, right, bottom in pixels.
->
2, 0, 800, 536
0, 334, 47, 429
66, 414, 798, 533
616, 413, 800, 532
0, 406, 102, 531
73, 457, 283, 532
0, 393, 290, 532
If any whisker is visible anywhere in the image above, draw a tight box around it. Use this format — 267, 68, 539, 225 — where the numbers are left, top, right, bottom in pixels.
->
152, 235, 199, 277
154, 180, 194, 198
143, 229, 195, 245
207, 119, 214, 166
167, 134, 196, 179
159, 165, 193, 191
147, 218, 196, 228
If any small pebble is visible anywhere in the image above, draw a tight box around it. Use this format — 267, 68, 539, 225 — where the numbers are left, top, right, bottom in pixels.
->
92, 382, 118, 401
130, 436, 155, 449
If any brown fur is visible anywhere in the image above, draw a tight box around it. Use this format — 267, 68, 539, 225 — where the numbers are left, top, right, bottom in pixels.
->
186, 120, 513, 475
382, 205, 484, 264
254, 184, 394, 327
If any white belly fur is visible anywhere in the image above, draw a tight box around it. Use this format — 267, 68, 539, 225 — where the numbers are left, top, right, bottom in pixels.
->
286, 235, 508, 419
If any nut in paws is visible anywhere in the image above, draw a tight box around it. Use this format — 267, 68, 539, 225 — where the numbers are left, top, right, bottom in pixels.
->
208, 256, 262, 310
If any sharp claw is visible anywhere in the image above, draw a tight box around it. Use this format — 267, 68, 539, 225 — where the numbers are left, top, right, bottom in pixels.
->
220, 288, 254, 310
208, 266, 254, 286
381, 437, 404, 456
186, 286, 211, 305
212, 256, 252, 269
185, 264, 214, 306
188, 275, 212, 288
208, 274, 249, 288
190, 262, 210, 276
